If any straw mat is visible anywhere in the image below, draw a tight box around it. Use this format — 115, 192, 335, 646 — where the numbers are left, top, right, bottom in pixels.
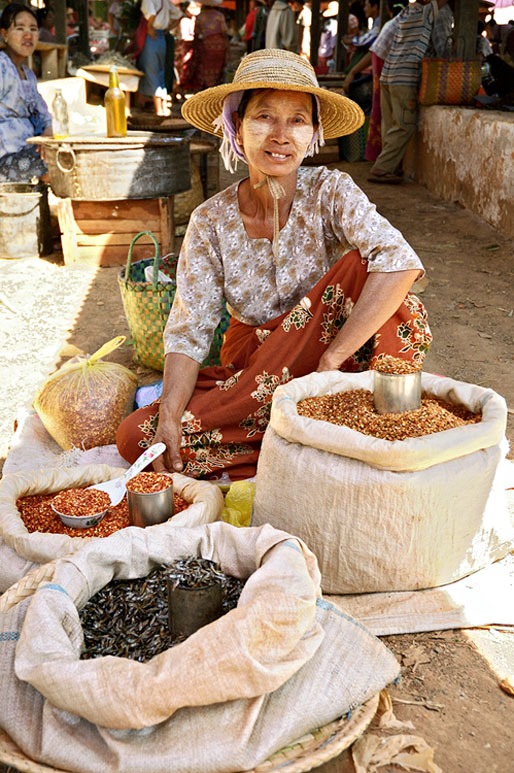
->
0, 695, 378, 773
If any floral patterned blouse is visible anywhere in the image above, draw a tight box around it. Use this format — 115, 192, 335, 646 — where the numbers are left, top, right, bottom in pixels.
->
164, 166, 424, 364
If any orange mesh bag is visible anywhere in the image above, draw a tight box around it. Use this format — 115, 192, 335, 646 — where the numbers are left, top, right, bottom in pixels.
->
34, 337, 137, 451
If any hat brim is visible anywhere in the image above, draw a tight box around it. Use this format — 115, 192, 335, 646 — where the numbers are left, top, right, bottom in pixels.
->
182, 81, 365, 140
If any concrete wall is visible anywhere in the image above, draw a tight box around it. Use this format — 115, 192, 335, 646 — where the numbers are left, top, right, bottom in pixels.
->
414, 106, 514, 239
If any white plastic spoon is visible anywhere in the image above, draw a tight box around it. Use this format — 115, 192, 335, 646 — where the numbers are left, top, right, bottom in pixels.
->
51, 443, 168, 526
88, 442, 167, 507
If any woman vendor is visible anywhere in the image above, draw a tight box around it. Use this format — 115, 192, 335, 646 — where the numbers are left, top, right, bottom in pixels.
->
116, 49, 431, 481
0, 4, 52, 182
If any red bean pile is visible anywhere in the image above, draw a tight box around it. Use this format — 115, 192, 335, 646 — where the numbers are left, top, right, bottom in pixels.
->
371, 356, 422, 375
126, 472, 173, 494
51, 488, 111, 517
297, 389, 481, 441
17, 489, 190, 537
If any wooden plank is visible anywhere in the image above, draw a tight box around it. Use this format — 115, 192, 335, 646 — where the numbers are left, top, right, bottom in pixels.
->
73, 218, 161, 234
75, 243, 158, 267
76, 232, 162, 247
71, 199, 161, 221
454, 0, 481, 57
159, 197, 173, 255
57, 198, 79, 264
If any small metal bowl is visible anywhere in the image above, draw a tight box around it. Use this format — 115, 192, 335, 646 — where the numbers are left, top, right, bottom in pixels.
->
51, 505, 107, 529
373, 370, 422, 415
127, 484, 174, 528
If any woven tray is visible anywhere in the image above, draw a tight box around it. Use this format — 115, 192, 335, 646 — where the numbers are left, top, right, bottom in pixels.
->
0, 694, 378, 773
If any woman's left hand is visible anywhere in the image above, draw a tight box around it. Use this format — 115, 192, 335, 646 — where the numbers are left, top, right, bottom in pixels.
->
315, 269, 421, 374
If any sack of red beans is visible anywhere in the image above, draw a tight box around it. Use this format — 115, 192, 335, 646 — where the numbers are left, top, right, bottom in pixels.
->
33, 336, 138, 451
0, 464, 224, 592
253, 370, 513, 595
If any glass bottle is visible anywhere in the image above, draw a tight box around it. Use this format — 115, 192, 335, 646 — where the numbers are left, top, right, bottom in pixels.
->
105, 65, 127, 138
52, 88, 70, 139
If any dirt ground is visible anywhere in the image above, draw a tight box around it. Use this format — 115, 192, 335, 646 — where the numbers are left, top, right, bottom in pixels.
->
0, 158, 513, 772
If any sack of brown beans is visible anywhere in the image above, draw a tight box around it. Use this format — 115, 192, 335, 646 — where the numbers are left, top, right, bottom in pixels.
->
253, 370, 513, 594
33, 336, 137, 451
0, 464, 223, 592
0, 522, 399, 772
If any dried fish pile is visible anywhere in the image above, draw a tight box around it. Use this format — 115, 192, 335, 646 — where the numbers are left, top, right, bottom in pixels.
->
79, 557, 245, 662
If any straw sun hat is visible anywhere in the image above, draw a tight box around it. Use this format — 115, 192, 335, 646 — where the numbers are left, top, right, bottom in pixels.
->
182, 48, 364, 140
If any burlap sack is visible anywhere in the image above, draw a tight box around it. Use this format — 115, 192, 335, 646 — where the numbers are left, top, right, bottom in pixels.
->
0, 465, 223, 589
0, 522, 399, 773
253, 371, 513, 594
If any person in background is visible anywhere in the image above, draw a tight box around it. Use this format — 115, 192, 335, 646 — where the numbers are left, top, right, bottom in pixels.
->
107, 0, 121, 50
174, 0, 198, 96
368, 0, 453, 184
244, 0, 259, 53
252, 0, 270, 51
37, 7, 55, 43
138, 0, 174, 116
192, 0, 228, 89
291, 0, 311, 59
65, 7, 77, 37
317, 1, 337, 71
341, 0, 381, 86
0, 3, 52, 183
265, 0, 296, 50
364, 0, 408, 163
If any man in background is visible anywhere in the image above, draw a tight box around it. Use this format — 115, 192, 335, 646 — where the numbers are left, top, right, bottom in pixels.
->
266, 0, 296, 50
368, 0, 453, 184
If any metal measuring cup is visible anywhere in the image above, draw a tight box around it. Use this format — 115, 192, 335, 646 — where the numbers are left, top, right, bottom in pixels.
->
127, 483, 174, 527
167, 581, 223, 638
373, 370, 422, 415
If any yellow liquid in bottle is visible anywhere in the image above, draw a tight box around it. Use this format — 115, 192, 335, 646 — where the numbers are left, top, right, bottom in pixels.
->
105, 93, 127, 137
105, 67, 127, 138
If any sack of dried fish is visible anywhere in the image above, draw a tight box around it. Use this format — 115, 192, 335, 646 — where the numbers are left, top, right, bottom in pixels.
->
0, 465, 223, 592
1, 522, 399, 773
253, 370, 513, 594
33, 336, 137, 451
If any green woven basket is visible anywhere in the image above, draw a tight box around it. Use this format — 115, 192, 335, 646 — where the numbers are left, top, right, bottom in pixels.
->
118, 231, 230, 372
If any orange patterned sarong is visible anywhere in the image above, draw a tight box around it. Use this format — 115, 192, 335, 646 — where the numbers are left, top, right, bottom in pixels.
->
116, 251, 431, 480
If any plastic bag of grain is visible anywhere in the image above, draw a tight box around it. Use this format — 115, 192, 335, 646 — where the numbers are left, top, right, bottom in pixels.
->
0, 522, 399, 772
33, 336, 137, 450
253, 370, 513, 594
0, 464, 223, 591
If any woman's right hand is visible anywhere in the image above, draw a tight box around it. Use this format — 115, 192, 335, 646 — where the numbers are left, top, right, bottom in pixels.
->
153, 352, 201, 474
152, 406, 184, 473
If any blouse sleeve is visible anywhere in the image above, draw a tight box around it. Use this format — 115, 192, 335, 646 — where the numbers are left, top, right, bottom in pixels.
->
27, 70, 52, 131
326, 171, 424, 275
163, 209, 225, 364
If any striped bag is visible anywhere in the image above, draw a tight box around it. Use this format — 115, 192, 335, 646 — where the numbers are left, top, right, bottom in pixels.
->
418, 56, 482, 106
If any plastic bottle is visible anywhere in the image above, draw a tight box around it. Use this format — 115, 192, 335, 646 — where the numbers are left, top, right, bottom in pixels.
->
105, 65, 127, 138
52, 88, 70, 139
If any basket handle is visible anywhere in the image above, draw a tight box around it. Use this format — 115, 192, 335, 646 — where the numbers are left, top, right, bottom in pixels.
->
124, 231, 160, 287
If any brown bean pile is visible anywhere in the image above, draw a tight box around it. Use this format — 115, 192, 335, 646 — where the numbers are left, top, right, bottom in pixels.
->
297, 389, 481, 441
17, 489, 190, 537
126, 472, 172, 494
51, 488, 111, 517
371, 356, 422, 375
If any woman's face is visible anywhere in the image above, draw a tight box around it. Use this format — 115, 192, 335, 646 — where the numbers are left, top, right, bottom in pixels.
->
235, 89, 316, 180
2, 11, 39, 61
